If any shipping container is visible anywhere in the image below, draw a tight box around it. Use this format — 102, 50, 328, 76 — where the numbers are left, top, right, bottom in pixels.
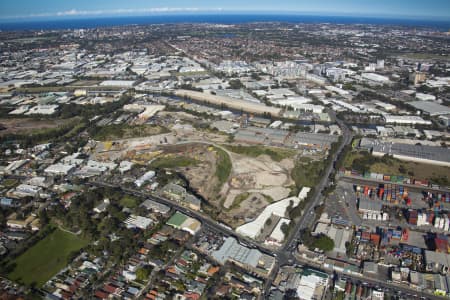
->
434, 217, 440, 228
392, 230, 402, 240
408, 210, 418, 225
345, 281, 352, 294
357, 285, 363, 298
428, 212, 435, 224
402, 229, 409, 241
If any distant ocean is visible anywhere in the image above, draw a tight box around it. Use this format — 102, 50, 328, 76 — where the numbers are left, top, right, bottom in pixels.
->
1, 14, 449, 31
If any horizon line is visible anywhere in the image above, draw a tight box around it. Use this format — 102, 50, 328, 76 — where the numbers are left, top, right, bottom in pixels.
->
1, 9, 450, 24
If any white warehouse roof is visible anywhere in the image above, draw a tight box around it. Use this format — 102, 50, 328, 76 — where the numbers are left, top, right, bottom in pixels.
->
237, 187, 311, 239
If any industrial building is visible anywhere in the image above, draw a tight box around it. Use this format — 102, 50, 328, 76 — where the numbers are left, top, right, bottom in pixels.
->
360, 138, 450, 167
296, 269, 329, 300
234, 127, 289, 146
134, 171, 155, 187
211, 236, 275, 277
24, 105, 59, 115
313, 223, 352, 256
383, 115, 432, 125
44, 163, 76, 176
291, 132, 339, 149
361, 73, 390, 84
409, 101, 450, 117
174, 89, 282, 116
99, 80, 136, 87
237, 187, 311, 240
140, 199, 170, 215
264, 218, 291, 247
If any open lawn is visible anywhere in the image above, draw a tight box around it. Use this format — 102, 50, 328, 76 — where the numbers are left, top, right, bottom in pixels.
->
93, 124, 169, 141
224, 145, 296, 162
8, 228, 89, 287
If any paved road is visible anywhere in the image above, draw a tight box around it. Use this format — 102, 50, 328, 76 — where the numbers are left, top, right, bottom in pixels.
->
89, 181, 275, 257
281, 114, 353, 255
262, 114, 354, 296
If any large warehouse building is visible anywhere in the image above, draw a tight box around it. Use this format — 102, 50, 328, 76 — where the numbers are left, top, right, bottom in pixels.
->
360, 138, 450, 167
174, 89, 282, 116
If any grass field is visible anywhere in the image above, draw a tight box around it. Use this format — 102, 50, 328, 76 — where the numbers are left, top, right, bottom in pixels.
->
150, 155, 199, 169
224, 145, 296, 162
213, 146, 232, 191
8, 228, 89, 287
93, 124, 169, 141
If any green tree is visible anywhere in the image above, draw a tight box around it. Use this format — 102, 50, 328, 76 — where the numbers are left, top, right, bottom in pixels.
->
228, 79, 244, 89
312, 234, 335, 252
136, 266, 152, 281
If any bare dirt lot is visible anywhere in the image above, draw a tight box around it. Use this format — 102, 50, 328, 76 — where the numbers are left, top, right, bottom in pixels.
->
0, 118, 72, 136
220, 152, 296, 227
165, 143, 221, 201
223, 153, 294, 205
89, 123, 300, 228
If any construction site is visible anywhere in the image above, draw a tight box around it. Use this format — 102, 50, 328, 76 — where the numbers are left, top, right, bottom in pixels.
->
87, 107, 330, 228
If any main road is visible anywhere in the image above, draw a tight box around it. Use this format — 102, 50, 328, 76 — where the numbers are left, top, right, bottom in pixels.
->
280, 113, 353, 256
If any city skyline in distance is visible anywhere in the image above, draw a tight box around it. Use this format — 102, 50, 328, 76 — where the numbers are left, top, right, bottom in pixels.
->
1, 0, 450, 21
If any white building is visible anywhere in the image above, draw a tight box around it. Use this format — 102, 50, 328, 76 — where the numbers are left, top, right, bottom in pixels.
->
124, 215, 153, 230
135, 170, 155, 187
25, 105, 59, 115
44, 163, 76, 176
99, 80, 135, 87
415, 93, 436, 102
237, 187, 311, 239
361, 73, 390, 84
384, 115, 432, 125
264, 218, 290, 247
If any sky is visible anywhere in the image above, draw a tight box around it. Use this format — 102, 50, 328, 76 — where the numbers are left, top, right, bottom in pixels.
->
1, 0, 450, 21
